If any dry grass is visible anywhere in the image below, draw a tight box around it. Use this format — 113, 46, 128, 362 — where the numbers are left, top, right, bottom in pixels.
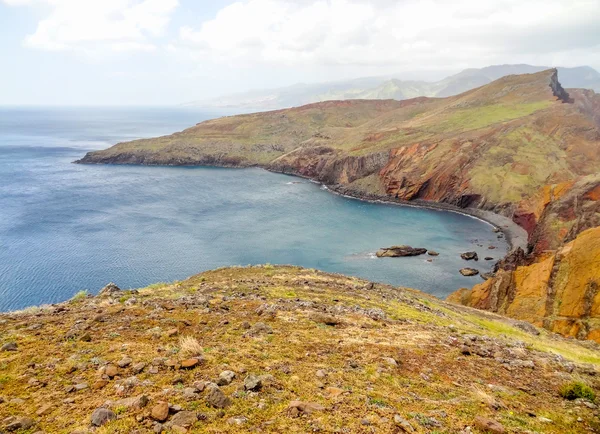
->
178, 335, 204, 358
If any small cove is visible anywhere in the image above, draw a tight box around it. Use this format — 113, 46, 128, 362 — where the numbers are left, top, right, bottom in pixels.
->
0, 107, 508, 310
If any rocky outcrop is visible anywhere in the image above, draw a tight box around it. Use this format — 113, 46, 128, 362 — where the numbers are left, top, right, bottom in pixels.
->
376, 246, 427, 257
449, 226, 600, 343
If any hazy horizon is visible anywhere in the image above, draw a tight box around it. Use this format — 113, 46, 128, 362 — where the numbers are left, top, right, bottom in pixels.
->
2, 0, 600, 106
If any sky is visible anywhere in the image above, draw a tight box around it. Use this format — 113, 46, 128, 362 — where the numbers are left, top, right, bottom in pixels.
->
1, 0, 600, 106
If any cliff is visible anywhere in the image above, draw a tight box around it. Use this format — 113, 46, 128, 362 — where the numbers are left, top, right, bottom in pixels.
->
1, 266, 599, 433
77, 69, 600, 343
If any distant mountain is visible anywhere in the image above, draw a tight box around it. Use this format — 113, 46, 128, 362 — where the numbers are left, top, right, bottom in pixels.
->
186, 64, 600, 110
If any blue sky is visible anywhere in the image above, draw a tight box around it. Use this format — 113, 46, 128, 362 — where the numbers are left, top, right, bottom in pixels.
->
1, 0, 599, 106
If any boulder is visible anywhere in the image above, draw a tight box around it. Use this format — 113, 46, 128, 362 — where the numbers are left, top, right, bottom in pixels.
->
244, 374, 262, 391
427, 251, 440, 256
168, 411, 198, 429
376, 246, 427, 257
460, 268, 480, 276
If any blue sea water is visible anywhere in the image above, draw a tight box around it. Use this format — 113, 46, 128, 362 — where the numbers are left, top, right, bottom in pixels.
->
0, 107, 508, 311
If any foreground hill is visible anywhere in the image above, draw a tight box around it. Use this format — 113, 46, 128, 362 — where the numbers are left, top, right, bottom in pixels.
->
77, 69, 600, 343
1, 266, 599, 433
186, 65, 600, 110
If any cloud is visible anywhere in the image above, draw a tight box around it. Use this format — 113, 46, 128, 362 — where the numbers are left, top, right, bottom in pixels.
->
5, 0, 179, 53
177, 0, 600, 70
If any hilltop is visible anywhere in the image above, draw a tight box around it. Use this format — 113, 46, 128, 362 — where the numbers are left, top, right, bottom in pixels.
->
77, 69, 600, 344
1, 266, 599, 433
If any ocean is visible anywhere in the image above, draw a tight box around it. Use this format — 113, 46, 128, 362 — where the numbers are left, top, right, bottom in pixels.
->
0, 107, 507, 311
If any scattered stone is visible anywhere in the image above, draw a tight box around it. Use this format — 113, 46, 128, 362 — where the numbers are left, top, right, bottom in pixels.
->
169, 411, 198, 429
36, 404, 53, 416
180, 358, 201, 369
485, 256, 494, 260
325, 386, 345, 398
151, 402, 170, 422
461, 252, 479, 261
376, 246, 427, 257
538, 417, 553, 423
315, 369, 327, 378
246, 322, 273, 337
114, 395, 149, 410
1, 342, 18, 352
460, 268, 479, 276
227, 416, 248, 425
394, 414, 415, 432
206, 385, 232, 409
244, 374, 262, 391
91, 408, 116, 427
474, 416, 505, 434
382, 357, 398, 367
132, 362, 146, 374
513, 321, 540, 335
287, 401, 325, 417
217, 370, 235, 386
428, 250, 439, 256
74, 383, 89, 391
309, 312, 341, 326
98, 283, 121, 297
79, 333, 92, 342
117, 357, 132, 368
105, 364, 118, 378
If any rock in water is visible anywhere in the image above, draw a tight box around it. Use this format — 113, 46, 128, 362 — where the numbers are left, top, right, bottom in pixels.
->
461, 251, 479, 261
427, 251, 439, 256
460, 268, 480, 276
376, 246, 427, 257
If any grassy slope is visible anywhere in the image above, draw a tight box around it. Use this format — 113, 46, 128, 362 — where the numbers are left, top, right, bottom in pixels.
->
1, 266, 599, 433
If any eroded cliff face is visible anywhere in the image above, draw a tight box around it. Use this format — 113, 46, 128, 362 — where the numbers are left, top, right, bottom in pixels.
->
449, 226, 600, 343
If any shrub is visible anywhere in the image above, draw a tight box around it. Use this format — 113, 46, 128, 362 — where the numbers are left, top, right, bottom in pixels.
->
179, 336, 203, 358
70, 290, 89, 302
559, 381, 596, 401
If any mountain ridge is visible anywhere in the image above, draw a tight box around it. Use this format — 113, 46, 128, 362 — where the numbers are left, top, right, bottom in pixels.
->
186, 64, 600, 110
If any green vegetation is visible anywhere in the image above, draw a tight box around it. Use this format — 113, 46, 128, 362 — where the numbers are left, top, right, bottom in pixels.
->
559, 381, 596, 401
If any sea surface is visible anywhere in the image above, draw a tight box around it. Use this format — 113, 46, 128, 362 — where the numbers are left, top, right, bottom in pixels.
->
0, 107, 508, 311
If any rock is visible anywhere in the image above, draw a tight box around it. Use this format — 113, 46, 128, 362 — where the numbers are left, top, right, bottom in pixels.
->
460, 268, 479, 276
315, 369, 327, 378
98, 283, 121, 297
206, 385, 232, 408
325, 386, 345, 398
132, 362, 146, 374
382, 357, 398, 367
428, 251, 439, 256
394, 414, 415, 432
246, 322, 273, 336
485, 256, 494, 260
217, 370, 235, 386
166, 328, 178, 337
180, 358, 201, 369
376, 246, 427, 257
74, 383, 88, 391
481, 272, 495, 280
79, 333, 92, 342
90, 408, 116, 427
151, 402, 170, 422
461, 251, 479, 261
227, 416, 248, 425
169, 411, 198, 428
1, 342, 18, 352
5, 416, 35, 431
244, 374, 262, 391
105, 364, 118, 378
474, 416, 505, 434
114, 395, 149, 410
36, 404, 53, 416
93, 379, 108, 390
513, 321, 540, 335
117, 357, 132, 368
287, 401, 325, 417
309, 312, 341, 326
